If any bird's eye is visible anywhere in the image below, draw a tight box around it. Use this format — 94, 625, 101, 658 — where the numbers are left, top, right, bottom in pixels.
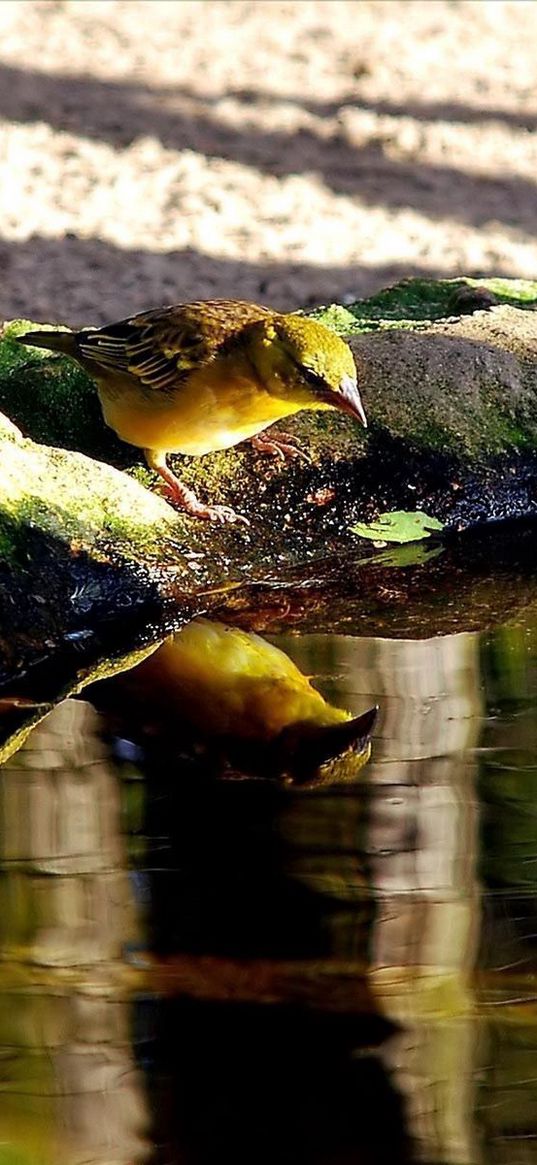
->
300, 365, 328, 392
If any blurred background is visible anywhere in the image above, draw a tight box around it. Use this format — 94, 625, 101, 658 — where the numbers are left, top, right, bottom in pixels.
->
0, 0, 536, 325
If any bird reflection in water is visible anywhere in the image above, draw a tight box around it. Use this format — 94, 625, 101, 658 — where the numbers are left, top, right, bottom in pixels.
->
91, 617, 377, 786
88, 617, 378, 964
88, 620, 394, 1163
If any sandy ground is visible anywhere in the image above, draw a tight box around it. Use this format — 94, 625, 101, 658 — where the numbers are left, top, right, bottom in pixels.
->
0, 0, 536, 325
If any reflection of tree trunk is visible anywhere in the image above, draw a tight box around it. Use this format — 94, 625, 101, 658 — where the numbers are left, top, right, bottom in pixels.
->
0, 698, 150, 1165
281, 630, 484, 1165
367, 633, 482, 1165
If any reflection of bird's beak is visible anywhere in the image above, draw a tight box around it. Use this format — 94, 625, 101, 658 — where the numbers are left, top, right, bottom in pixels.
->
276, 703, 379, 781
338, 375, 368, 427
350, 703, 378, 745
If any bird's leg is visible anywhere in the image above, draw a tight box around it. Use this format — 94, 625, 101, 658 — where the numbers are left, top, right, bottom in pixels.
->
250, 429, 311, 463
144, 451, 249, 525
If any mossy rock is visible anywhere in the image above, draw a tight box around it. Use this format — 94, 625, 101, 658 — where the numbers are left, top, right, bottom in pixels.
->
311, 276, 537, 330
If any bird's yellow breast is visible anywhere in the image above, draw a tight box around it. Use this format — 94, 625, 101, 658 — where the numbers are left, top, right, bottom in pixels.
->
133, 619, 350, 741
97, 358, 310, 457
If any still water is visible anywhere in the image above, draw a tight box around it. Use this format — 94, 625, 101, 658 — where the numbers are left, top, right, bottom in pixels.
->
1, 581, 537, 1164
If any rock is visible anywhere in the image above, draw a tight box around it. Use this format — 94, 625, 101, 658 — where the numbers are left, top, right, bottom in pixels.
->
345, 304, 537, 530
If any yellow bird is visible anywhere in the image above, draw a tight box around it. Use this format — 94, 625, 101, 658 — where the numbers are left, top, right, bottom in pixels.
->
17, 299, 367, 523
92, 617, 377, 785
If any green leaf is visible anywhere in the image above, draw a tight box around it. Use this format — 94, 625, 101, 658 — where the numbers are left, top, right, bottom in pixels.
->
350, 510, 444, 545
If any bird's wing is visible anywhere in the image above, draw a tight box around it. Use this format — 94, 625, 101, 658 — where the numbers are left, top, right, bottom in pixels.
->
76, 300, 273, 393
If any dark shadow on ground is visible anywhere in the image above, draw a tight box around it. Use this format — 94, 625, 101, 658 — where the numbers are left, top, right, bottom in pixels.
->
0, 64, 535, 232
0, 234, 491, 324
214, 86, 537, 131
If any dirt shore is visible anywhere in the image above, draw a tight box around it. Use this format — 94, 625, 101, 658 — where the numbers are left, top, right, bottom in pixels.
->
0, 0, 536, 325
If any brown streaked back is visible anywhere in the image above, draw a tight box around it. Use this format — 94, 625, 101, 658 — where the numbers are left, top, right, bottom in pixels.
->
19, 300, 276, 394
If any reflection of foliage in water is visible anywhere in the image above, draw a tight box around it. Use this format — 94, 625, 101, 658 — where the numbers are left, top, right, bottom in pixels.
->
479, 619, 537, 892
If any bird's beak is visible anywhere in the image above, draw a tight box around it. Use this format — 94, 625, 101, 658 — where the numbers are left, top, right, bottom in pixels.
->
338, 375, 368, 427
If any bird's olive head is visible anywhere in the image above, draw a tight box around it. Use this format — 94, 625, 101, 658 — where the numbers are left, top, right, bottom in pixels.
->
267, 314, 368, 426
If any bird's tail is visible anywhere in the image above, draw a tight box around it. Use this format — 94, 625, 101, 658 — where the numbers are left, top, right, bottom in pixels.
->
15, 329, 79, 357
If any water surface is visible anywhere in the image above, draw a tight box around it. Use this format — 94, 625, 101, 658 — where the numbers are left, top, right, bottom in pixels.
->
1, 544, 537, 1164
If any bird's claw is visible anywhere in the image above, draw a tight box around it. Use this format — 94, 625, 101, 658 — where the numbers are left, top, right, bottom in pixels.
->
251, 431, 311, 463
203, 504, 250, 526
159, 483, 249, 526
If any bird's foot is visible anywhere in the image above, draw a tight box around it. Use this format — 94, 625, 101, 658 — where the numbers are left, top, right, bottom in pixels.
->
250, 430, 311, 463
145, 450, 249, 524
192, 500, 250, 526
159, 479, 249, 525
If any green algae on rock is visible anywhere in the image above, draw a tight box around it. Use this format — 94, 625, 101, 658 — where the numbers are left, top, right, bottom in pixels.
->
350, 305, 537, 458
310, 276, 537, 332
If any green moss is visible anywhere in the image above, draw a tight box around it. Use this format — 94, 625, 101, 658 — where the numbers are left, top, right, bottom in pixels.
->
0, 320, 129, 465
169, 445, 250, 498
0, 515, 18, 563
468, 277, 537, 304
305, 303, 358, 335
340, 302, 537, 461
0, 412, 194, 570
377, 396, 537, 461
311, 277, 537, 337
